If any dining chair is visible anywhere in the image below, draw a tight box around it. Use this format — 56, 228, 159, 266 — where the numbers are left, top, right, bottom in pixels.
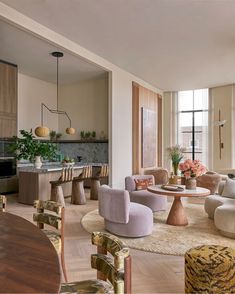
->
50, 167, 74, 206
90, 164, 109, 200
71, 165, 92, 204
60, 231, 131, 294
0, 195, 6, 212
33, 200, 67, 282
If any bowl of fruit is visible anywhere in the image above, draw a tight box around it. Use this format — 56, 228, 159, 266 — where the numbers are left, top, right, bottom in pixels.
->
62, 156, 75, 167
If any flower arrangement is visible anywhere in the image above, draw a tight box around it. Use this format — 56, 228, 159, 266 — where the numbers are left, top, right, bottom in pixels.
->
166, 144, 186, 175
179, 159, 207, 179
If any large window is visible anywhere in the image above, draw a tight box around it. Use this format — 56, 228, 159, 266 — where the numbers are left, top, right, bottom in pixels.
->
177, 89, 209, 166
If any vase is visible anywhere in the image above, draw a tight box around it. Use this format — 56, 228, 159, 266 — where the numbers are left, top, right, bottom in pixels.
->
172, 162, 179, 176
34, 156, 42, 169
185, 177, 196, 190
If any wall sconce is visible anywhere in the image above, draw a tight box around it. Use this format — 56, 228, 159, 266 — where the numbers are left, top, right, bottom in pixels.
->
214, 109, 226, 159
35, 51, 75, 137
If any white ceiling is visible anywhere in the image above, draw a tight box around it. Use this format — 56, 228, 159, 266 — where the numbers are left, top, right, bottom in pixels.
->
0, 20, 107, 84
1, 0, 235, 90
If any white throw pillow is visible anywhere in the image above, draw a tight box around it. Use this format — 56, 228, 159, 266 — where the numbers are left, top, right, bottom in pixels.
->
221, 178, 235, 198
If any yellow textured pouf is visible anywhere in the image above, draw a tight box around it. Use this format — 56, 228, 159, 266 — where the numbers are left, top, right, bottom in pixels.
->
185, 245, 235, 294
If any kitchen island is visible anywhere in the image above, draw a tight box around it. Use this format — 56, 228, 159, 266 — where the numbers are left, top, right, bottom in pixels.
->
18, 163, 107, 205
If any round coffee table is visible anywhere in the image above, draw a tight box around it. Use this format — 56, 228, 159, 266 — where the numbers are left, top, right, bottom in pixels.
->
147, 185, 210, 226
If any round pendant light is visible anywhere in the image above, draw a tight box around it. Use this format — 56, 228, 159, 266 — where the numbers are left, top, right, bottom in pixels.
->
35, 51, 76, 137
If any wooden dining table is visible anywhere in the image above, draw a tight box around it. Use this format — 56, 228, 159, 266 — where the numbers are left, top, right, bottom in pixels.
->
0, 212, 61, 293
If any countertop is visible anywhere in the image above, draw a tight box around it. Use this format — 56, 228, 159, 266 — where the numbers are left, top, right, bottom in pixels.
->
17, 162, 106, 173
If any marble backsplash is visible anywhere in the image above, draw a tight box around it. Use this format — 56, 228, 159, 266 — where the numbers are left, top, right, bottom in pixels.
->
58, 142, 108, 163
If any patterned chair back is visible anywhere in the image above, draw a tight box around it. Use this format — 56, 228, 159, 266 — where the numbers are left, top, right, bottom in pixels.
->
33, 200, 63, 230
61, 167, 74, 182
33, 199, 67, 282
0, 195, 6, 212
78, 165, 92, 180
91, 231, 131, 294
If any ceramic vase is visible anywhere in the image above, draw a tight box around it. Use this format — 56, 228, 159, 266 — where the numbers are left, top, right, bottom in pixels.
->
185, 177, 196, 190
34, 156, 42, 169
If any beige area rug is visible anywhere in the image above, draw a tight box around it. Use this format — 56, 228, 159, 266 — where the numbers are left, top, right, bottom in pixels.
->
81, 202, 235, 256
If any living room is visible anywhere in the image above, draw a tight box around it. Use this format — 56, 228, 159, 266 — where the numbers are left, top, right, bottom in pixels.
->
1, 1, 235, 293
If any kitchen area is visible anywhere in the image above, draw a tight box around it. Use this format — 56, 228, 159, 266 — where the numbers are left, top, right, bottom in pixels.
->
0, 19, 109, 203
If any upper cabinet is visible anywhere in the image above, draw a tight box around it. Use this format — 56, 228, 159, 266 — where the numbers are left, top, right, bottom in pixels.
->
0, 61, 17, 138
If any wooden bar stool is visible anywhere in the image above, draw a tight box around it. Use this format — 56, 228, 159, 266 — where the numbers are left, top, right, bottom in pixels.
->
71, 166, 92, 205
50, 167, 74, 207
0, 195, 6, 212
90, 164, 109, 200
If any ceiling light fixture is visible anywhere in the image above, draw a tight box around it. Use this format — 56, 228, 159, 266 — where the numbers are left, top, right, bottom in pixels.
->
35, 51, 75, 137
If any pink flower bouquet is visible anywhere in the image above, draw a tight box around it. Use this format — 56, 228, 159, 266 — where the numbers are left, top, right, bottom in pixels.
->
179, 159, 207, 179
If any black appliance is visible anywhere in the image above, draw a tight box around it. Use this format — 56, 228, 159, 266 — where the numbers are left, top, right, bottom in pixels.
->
0, 157, 16, 178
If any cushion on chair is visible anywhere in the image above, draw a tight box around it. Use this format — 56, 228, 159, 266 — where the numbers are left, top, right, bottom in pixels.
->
135, 178, 153, 190
125, 175, 155, 192
221, 178, 235, 199
43, 229, 61, 253
60, 279, 114, 294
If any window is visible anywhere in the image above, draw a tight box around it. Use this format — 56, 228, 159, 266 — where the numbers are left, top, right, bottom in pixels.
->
177, 89, 209, 166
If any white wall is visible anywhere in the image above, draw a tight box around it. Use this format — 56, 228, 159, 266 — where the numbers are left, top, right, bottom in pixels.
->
210, 85, 234, 171
18, 73, 58, 136
58, 76, 108, 139
0, 3, 162, 188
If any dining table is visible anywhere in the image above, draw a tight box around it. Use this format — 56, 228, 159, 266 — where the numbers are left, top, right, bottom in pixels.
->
0, 212, 61, 293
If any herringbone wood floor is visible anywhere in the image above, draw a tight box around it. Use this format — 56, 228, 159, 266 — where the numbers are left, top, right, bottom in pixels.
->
6, 192, 184, 294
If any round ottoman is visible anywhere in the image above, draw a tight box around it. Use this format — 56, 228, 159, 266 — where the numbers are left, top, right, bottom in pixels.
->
214, 200, 235, 238
185, 245, 235, 293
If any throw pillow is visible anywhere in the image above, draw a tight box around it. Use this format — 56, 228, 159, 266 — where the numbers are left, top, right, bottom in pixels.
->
135, 178, 153, 190
221, 178, 235, 199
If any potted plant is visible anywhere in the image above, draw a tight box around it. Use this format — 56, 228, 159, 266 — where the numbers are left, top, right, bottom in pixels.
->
9, 129, 58, 168
80, 131, 85, 140
166, 144, 185, 176
91, 131, 96, 140
49, 130, 56, 141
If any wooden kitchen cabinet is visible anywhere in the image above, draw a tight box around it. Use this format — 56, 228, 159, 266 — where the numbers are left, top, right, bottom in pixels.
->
0, 61, 17, 138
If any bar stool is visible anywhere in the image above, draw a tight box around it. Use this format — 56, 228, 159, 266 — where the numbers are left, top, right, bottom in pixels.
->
50, 167, 74, 207
0, 195, 6, 212
90, 164, 109, 200
71, 165, 92, 205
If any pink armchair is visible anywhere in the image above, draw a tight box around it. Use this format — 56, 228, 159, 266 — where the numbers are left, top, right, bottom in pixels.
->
98, 185, 153, 237
125, 175, 167, 212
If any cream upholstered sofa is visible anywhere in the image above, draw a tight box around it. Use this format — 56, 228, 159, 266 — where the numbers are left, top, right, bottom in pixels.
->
204, 178, 235, 238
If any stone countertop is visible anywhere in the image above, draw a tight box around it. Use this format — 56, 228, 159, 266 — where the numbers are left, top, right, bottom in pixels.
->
17, 162, 106, 173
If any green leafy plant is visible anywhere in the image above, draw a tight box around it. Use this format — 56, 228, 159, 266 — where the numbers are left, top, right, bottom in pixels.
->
9, 129, 58, 161
166, 144, 186, 175
91, 131, 96, 139
85, 131, 91, 139
55, 132, 62, 140
49, 130, 56, 140
80, 131, 85, 139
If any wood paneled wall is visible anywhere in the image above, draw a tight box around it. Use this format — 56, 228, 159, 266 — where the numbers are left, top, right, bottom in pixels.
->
0, 61, 17, 138
132, 82, 162, 174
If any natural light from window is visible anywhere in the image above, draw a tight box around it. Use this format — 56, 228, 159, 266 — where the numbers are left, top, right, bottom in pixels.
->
177, 89, 209, 167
